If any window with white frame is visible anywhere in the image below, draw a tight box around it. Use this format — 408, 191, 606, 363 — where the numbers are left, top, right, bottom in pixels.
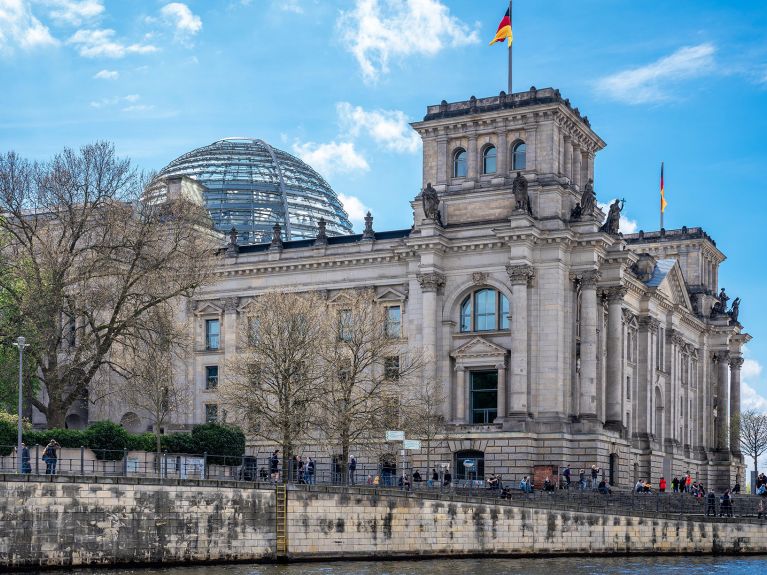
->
384, 306, 401, 338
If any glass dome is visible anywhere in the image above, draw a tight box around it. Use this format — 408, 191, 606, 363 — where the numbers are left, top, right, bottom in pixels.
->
156, 138, 353, 244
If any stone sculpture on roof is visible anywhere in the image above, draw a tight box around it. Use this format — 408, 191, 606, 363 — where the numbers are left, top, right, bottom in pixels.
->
600, 199, 624, 235
421, 182, 442, 225
512, 172, 532, 215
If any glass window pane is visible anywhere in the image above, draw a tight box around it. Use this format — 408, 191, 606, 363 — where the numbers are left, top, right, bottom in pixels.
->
500, 294, 509, 330
205, 365, 219, 390
206, 319, 220, 350
470, 371, 498, 424
339, 309, 353, 341
483, 146, 497, 174
460, 296, 472, 332
474, 289, 497, 332
385, 306, 401, 338
512, 143, 527, 171
205, 404, 218, 423
454, 150, 467, 178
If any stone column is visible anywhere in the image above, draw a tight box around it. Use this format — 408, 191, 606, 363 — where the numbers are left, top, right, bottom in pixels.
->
454, 366, 466, 423
587, 151, 595, 183
563, 137, 572, 181
506, 264, 535, 417
497, 130, 508, 175
579, 271, 600, 418
436, 136, 448, 184
496, 362, 507, 422
417, 273, 445, 382
715, 351, 730, 450
604, 286, 627, 427
572, 144, 582, 189
222, 297, 239, 354
468, 135, 478, 180
730, 356, 744, 454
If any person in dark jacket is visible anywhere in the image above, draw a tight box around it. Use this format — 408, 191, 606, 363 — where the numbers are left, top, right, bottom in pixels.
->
20, 442, 31, 474
42, 440, 60, 475
706, 491, 717, 516
671, 476, 680, 493
269, 450, 280, 483
306, 457, 315, 485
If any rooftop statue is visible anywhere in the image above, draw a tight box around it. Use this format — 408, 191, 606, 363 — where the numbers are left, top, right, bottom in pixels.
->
729, 297, 741, 325
600, 198, 624, 235
581, 179, 597, 217
512, 172, 532, 215
421, 182, 443, 225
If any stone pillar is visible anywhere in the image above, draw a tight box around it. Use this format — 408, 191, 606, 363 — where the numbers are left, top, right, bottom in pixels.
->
496, 362, 507, 422
506, 264, 535, 417
563, 137, 572, 181
454, 366, 466, 423
715, 351, 730, 450
223, 297, 239, 353
604, 286, 627, 427
417, 273, 445, 377
497, 130, 508, 175
572, 144, 582, 189
436, 136, 448, 185
587, 151, 595, 183
579, 271, 600, 418
468, 135, 478, 180
730, 356, 744, 454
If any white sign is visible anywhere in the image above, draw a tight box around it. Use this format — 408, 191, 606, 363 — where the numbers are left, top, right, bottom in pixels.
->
386, 430, 405, 441
403, 440, 421, 450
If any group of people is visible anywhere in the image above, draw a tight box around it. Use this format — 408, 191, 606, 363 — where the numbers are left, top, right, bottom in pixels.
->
15, 439, 61, 475
266, 450, 317, 484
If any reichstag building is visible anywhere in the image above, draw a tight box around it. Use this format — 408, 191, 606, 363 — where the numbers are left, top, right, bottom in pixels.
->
93, 87, 749, 489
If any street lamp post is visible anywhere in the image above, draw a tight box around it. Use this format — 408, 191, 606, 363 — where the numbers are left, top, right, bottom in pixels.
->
12, 336, 28, 474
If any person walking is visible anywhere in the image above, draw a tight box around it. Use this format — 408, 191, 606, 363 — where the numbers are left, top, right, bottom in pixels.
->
269, 450, 280, 483
348, 455, 357, 485
706, 491, 717, 517
20, 442, 31, 474
659, 477, 667, 493
42, 440, 60, 475
671, 476, 680, 493
591, 465, 599, 491
563, 465, 571, 489
306, 457, 315, 485
579, 469, 586, 490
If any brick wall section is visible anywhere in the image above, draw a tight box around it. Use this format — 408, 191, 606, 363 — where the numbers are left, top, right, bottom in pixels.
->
0, 475, 275, 568
2, 477, 766, 569
288, 487, 767, 560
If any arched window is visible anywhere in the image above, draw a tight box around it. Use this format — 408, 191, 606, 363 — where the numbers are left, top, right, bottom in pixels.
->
455, 450, 485, 481
460, 288, 510, 332
453, 148, 468, 178
482, 145, 497, 174
512, 141, 527, 171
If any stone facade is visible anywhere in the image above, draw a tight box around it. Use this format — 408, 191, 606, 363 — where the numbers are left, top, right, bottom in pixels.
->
91, 88, 750, 490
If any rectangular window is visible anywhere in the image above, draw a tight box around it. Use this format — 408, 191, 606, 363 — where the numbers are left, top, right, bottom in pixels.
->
206, 319, 220, 350
470, 371, 498, 424
205, 366, 219, 390
384, 356, 400, 380
247, 317, 259, 345
385, 306, 401, 339
205, 403, 218, 424
626, 376, 631, 400
339, 309, 352, 342
475, 290, 497, 332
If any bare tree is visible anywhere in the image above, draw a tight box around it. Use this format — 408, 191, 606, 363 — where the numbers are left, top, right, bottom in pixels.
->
0, 143, 215, 427
317, 289, 424, 484
116, 306, 192, 454
219, 291, 328, 478
737, 409, 767, 477
404, 376, 446, 477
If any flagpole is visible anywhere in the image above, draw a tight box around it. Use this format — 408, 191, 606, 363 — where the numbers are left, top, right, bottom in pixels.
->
508, 0, 513, 94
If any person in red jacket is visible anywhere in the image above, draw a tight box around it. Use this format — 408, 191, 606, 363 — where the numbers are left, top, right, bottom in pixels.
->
659, 477, 667, 493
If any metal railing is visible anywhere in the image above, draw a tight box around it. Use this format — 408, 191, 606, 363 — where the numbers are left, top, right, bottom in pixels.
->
1, 445, 763, 523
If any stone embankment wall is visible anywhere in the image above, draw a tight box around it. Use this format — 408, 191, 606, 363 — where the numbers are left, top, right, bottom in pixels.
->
2, 476, 766, 569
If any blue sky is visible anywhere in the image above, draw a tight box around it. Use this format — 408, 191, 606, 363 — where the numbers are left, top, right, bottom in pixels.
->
2, 0, 767, 408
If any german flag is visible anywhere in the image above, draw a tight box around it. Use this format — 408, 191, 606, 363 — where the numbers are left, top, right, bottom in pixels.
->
489, 8, 513, 47
660, 162, 668, 213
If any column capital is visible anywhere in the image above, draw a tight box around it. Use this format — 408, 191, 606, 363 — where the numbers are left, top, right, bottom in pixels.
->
712, 350, 730, 363
600, 285, 628, 303
638, 316, 661, 333
222, 297, 239, 313
729, 356, 745, 370
506, 263, 535, 286
417, 272, 446, 293
581, 270, 601, 288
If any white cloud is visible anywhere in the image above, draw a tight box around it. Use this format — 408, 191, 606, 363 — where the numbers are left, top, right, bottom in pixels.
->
121, 104, 155, 113
742, 355, 767, 414
292, 141, 369, 176
160, 3, 202, 44
93, 68, 117, 79
337, 102, 420, 153
337, 0, 479, 83
90, 93, 140, 109
37, 0, 104, 26
277, 0, 303, 13
598, 200, 638, 234
67, 28, 157, 58
337, 193, 369, 227
0, 0, 58, 54
597, 43, 716, 105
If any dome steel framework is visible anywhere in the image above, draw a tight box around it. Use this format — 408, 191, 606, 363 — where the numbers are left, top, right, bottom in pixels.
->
157, 138, 353, 244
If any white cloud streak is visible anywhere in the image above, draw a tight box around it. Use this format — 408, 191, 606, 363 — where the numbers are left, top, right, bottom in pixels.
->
337, 0, 479, 83
337, 193, 369, 228
37, 0, 104, 26
67, 28, 157, 58
160, 3, 202, 44
292, 141, 370, 176
0, 0, 58, 54
597, 43, 716, 105
337, 102, 420, 153
93, 68, 117, 79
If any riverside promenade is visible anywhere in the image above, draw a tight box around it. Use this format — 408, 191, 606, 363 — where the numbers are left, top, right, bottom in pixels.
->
1, 474, 767, 569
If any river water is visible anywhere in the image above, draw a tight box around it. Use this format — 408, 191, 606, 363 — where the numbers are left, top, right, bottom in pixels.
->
42, 556, 767, 575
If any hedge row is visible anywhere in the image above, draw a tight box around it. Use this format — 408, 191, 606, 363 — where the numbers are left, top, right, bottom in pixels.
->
0, 418, 245, 462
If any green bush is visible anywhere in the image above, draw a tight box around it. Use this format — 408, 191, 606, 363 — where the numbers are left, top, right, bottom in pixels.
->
82, 421, 131, 461
191, 423, 246, 465
129, 432, 157, 453
160, 432, 197, 454
0, 412, 21, 456
25, 428, 85, 449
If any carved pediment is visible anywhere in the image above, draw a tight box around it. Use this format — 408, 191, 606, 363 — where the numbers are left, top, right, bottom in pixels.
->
451, 337, 508, 360
193, 301, 223, 316
657, 262, 693, 312
374, 287, 408, 303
